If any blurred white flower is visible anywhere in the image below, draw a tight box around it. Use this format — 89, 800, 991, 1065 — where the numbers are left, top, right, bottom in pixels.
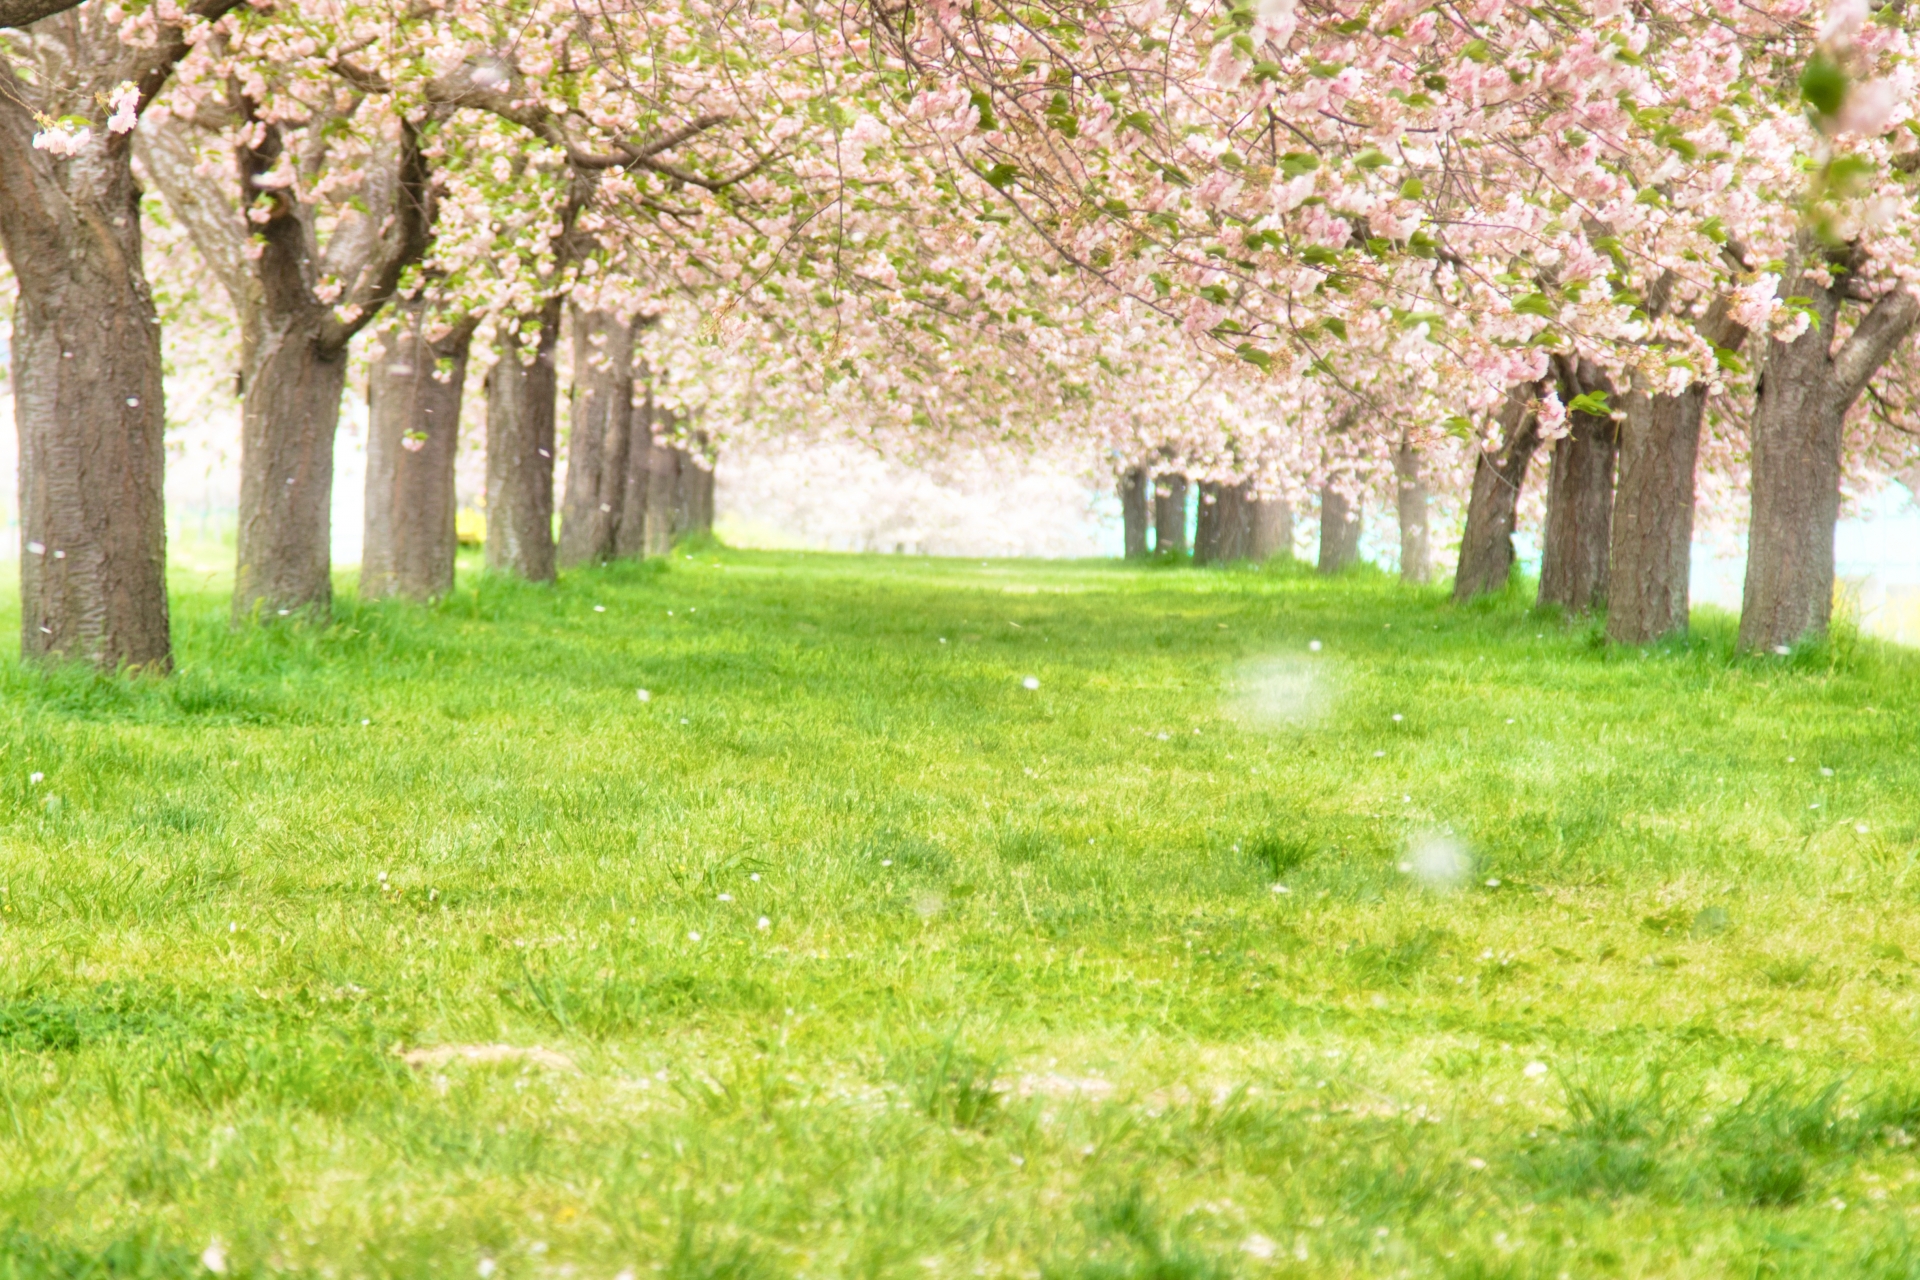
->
1404, 833, 1471, 891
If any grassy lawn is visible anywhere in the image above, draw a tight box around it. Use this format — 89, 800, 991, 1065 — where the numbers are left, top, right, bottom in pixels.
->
5, 547, 1920, 1278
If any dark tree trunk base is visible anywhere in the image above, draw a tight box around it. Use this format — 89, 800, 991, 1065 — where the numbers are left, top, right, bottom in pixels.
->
362, 310, 475, 602
233, 318, 348, 622
1538, 358, 1617, 616
1453, 385, 1541, 603
557, 308, 636, 568
484, 303, 561, 583
1120, 467, 1149, 559
12, 193, 171, 669
1153, 474, 1188, 556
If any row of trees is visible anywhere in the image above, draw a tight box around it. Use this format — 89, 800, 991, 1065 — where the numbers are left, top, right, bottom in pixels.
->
4, 0, 1918, 671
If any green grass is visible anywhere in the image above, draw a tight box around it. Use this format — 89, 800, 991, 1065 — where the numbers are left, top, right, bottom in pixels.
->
4, 547, 1920, 1278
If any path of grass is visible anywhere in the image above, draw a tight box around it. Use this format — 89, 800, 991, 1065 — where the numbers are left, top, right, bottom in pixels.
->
4, 549, 1920, 1278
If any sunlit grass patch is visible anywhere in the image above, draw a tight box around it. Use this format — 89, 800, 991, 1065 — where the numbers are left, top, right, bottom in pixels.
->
2, 548, 1920, 1275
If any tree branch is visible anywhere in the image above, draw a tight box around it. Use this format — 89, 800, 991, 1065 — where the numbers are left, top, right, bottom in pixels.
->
320, 116, 433, 353
0, 0, 78, 29
1832, 286, 1920, 413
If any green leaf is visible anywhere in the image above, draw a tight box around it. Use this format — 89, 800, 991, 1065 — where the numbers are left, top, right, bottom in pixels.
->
1713, 345, 1748, 374
1442, 414, 1474, 440
1399, 178, 1425, 200
1512, 293, 1556, 318
1354, 149, 1390, 170
1234, 342, 1273, 372
1802, 54, 1847, 117
1279, 151, 1320, 178
1566, 390, 1613, 417
968, 90, 999, 133
1827, 153, 1878, 195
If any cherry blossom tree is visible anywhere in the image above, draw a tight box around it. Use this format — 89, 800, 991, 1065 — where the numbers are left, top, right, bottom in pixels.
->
1, 0, 243, 669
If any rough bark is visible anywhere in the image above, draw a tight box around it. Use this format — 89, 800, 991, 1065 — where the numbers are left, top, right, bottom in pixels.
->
4, 141, 170, 668
0, 4, 245, 668
1452, 385, 1542, 602
1740, 253, 1919, 650
484, 303, 562, 582
1119, 467, 1150, 559
361, 308, 476, 602
235, 125, 428, 620
557, 308, 637, 567
1247, 493, 1291, 561
614, 376, 654, 559
141, 102, 431, 622
1392, 438, 1431, 585
1607, 299, 1748, 645
1606, 385, 1703, 642
1153, 473, 1188, 555
644, 437, 682, 557
1318, 483, 1362, 574
1537, 357, 1617, 615
0, 0, 85, 27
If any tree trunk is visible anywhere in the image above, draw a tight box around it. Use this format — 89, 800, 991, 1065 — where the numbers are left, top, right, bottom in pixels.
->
644, 438, 681, 556
1393, 439, 1430, 585
1605, 385, 1703, 642
6, 164, 170, 669
683, 431, 716, 537
671, 445, 697, 535
557, 308, 635, 567
1217, 482, 1253, 561
232, 315, 349, 621
614, 378, 654, 559
1739, 262, 1917, 650
1452, 385, 1541, 603
1605, 299, 1750, 645
1537, 358, 1617, 615
1248, 492, 1291, 561
1194, 481, 1225, 564
484, 302, 562, 582
1119, 467, 1149, 559
361, 310, 475, 602
1318, 483, 1362, 573
228, 118, 430, 624
0, 0, 246, 669
1153, 473, 1188, 555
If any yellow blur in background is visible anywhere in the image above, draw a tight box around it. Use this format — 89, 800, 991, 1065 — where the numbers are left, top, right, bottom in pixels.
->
456, 509, 486, 547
